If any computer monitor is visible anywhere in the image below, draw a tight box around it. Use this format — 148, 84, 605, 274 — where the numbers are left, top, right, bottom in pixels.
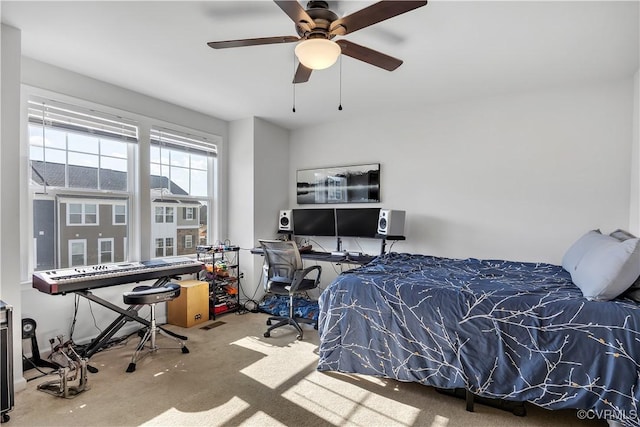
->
336, 208, 381, 238
292, 208, 336, 237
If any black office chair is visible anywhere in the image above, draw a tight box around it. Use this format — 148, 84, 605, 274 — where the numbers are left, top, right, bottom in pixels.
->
259, 239, 322, 340
122, 283, 189, 372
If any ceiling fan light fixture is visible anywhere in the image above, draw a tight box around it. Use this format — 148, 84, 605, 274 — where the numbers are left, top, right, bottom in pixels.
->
294, 39, 341, 70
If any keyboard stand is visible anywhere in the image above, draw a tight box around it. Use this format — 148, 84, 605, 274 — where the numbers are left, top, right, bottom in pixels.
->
77, 276, 187, 360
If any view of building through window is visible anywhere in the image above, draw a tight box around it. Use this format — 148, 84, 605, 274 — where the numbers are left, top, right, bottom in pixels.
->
150, 127, 216, 257
28, 99, 217, 271
29, 103, 133, 270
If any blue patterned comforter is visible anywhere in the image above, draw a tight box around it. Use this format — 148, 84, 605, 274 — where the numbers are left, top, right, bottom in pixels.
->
318, 253, 640, 425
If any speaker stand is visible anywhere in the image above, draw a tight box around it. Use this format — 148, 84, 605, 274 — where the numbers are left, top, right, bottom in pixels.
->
374, 234, 406, 255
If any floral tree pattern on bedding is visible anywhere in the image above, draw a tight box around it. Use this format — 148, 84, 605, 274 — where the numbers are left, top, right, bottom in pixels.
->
317, 253, 640, 426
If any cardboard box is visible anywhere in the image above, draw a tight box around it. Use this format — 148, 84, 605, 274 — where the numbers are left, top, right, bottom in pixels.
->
167, 280, 209, 328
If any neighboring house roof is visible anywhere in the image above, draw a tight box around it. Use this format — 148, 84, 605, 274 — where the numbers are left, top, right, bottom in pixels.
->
150, 175, 188, 196
31, 160, 189, 195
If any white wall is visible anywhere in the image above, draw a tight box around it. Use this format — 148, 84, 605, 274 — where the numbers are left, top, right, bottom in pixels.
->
229, 118, 257, 299
290, 78, 636, 270
252, 118, 290, 300
228, 117, 289, 304
1, 24, 25, 390
630, 70, 639, 235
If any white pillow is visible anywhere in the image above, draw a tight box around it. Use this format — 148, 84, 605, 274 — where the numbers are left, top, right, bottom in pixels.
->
571, 237, 640, 301
562, 230, 612, 273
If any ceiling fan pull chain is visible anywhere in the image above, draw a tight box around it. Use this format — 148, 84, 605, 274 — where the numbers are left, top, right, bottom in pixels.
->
338, 55, 343, 111
292, 52, 297, 113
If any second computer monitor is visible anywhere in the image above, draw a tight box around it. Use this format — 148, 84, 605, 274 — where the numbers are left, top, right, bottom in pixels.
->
336, 208, 381, 238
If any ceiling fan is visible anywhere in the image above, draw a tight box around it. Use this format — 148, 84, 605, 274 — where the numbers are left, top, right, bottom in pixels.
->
207, 1, 428, 84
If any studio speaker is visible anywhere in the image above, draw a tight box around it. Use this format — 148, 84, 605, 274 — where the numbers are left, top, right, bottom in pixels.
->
279, 210, 293, 231
377, 209, 406, 236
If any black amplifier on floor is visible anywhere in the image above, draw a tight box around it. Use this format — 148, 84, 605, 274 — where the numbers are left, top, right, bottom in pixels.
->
1, 301, 14, 423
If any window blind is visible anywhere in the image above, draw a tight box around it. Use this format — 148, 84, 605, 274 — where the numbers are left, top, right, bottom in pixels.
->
150, 127, 217, 156
28, 98, 138, 142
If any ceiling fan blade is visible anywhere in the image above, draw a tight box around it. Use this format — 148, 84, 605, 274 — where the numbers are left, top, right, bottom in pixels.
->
207, 36, 299, 49
330, 1, 427, 36
336, 39, 402, 71
293, 63, 313, 84
274, 0, 316, 32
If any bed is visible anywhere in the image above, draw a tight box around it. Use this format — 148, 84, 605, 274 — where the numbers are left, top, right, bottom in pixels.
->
317, 251, 640, 426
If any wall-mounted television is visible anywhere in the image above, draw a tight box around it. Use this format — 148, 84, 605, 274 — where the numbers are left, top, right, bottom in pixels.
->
292, 208, 336, 237
336, 208, 381, 238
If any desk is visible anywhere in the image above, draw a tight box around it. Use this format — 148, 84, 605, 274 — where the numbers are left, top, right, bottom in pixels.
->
250, 248, 375, 265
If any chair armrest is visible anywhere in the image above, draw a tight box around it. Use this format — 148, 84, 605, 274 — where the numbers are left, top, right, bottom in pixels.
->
290, 265, 322, 292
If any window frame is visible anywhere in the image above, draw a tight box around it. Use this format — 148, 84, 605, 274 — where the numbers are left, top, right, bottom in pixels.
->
66, 202, 100, 226
113, 204, 127, 225
21, 87, 222, 282
185, 207, 194, 221
98, 237, 114, 264
149, 126, 217, 259
68, 239, 87, 268
165, 237, 174, 257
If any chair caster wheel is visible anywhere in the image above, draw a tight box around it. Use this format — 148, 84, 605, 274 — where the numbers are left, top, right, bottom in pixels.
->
296, 334, 302, 340
264, 332, 270, 338
126, 362, 136, 373
2, 413, 11, 423
266, 320, 272, 325
182, 346, 190, 354
314, 324, 318, 330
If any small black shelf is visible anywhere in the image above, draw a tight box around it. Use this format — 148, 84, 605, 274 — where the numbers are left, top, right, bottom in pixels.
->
196, 246, 241, 320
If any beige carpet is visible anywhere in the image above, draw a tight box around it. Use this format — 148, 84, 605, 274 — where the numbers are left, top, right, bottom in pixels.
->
9, 311, 605, 427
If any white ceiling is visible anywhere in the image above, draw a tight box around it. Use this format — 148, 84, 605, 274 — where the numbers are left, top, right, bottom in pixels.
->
2, 1, 638, 130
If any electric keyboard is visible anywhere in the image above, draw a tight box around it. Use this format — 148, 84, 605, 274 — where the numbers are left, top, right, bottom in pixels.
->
33, 257, 203, 295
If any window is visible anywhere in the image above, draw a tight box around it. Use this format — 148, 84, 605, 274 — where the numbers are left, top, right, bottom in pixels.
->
58, 197, 128, 266
155, 238, 164, 258
67, 203, 99, 225
98, 238, 114, 264
150, 127, 216, 258
154, 237, 174, 257
25, 94, 220, 275
29, 126, 130, 192
166, 238, 174, 256
185, 207, 194, 221
69, 239, 87, 267
150, 130, 213, 198
85, 204, 97, 224
68, 203, 82, 224
154, 206, 175, 223
155, 206, 164, 223
113, 205, 126, 225
29, 98, 136, 270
